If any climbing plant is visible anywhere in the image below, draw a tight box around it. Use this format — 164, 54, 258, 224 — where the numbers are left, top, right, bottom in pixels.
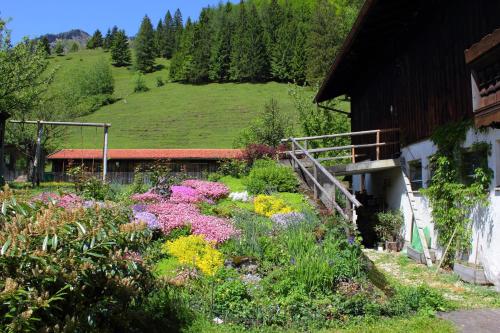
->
422, 120, 492, 266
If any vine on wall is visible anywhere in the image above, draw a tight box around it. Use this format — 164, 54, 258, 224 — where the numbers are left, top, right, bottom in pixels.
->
421, 120, 492, 266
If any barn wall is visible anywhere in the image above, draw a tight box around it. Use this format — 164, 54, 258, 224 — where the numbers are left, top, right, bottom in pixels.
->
351, 0, 500, 149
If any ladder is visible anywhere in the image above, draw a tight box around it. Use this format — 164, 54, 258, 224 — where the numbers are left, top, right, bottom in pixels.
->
401, 169, 433, 267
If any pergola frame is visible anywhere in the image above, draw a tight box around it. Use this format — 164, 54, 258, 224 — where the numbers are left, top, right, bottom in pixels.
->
9, 120, 111, 185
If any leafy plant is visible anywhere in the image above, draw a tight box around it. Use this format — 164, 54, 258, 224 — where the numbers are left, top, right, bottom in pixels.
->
134, 72, 150, 92
374, 210, 403, 242
245, 159, 298, 194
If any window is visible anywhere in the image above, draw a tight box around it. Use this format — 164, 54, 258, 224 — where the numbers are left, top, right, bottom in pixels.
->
461, 146, 489, 186
409, 160, 423, 191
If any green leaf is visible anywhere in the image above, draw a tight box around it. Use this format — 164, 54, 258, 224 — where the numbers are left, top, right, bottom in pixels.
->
52, 234, 58, 250
75, 222, 87, 235
1, 200, 7, 215
1, 236, 11, 255
42, 234, 49, 251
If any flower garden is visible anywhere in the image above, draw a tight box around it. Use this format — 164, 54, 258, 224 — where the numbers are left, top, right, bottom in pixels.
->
0, 158, 452, 332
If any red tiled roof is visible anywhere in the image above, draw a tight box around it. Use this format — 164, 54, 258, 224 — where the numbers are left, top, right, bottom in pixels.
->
47, 149, 243, 160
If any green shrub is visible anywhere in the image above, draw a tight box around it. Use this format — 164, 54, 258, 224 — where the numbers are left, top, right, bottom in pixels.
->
0, 190, 155, 332
245, 159, 298, 194
156, 76, 165, 87
218, 159, 249, 178
384, 285, 450, 316
374, 210, 404, 242
134, 73, 150, 92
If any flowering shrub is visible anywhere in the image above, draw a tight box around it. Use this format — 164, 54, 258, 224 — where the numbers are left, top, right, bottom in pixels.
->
170, 185, 203, 203
242, 144, 277, 165
0, 190, 154, 332
33, 192, 84, 209
271, 212, 305, 228
181, 179, 229, 200
165, 235, 223, 276
131, 190, 163, 203
254, 195, 294, 217
145, 201, 238, 243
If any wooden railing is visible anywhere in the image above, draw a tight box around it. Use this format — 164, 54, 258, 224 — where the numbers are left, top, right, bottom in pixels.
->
282, 128, 400, 222
285, 137, 361, 221
285, 128, 400, 163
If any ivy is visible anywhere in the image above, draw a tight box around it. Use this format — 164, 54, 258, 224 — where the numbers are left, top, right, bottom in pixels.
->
421, 121, 492, 266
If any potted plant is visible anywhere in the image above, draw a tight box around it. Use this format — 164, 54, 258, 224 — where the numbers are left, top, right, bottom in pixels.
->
374, 210, 403, 252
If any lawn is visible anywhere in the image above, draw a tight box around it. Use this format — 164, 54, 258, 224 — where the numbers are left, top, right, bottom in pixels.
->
47, 50, 303, 149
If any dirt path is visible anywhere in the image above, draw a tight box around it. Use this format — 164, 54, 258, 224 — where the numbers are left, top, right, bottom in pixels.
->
438, 309, 500, 333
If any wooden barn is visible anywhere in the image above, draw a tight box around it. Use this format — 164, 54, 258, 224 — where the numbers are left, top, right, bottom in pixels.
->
287, 0, 500, 287
47, 149, 242, 183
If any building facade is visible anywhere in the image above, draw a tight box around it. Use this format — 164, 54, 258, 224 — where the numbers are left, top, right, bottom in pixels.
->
315, 0, 500, 288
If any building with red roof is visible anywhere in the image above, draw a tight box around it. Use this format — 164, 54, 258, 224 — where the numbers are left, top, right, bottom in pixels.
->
47, 148, 243, 183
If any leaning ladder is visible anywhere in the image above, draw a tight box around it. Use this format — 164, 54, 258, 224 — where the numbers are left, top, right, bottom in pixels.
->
401, 169, 433, 267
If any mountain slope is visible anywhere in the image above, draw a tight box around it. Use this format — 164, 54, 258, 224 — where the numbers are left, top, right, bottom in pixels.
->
49, 49, 303, 149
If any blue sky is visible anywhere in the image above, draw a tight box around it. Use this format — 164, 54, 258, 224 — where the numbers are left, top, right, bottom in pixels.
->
3, 0, 238, 42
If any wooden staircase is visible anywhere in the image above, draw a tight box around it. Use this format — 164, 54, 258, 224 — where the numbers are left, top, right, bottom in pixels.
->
401, 168, 433, 267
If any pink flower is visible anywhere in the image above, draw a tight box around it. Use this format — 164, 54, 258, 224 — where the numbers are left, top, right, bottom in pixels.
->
57, 194, 84, 209
189, 215, 239, 243
181, 180, 229, 200
131, 190, 163, 203
170, 185, 203, 203
32, 192, 61, 204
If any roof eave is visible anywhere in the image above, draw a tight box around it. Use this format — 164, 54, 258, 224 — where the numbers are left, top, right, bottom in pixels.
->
314, 0, 377, 103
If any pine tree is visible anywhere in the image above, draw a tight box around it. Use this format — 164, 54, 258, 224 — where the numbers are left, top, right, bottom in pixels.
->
263, 0, 284, 61
291, 21, 308, 84
271, 2, 296, 81
209, 2, 233, 81
247, 4, 269, 81
172, 9, 184, 55
135, 15, 156, 73
154, 19, 166, 57
306, 0, 341, 84
70, 42, 79, 53
230, 1, 250, 81
170, 18, 194, 81
163, 10, 175, 58
39, 36, 51, 56
92, 29, 104, 48
111, 30, 131, 67
189, 9, 212, 83
54, 40, 64, 56
103, 28, 112, 50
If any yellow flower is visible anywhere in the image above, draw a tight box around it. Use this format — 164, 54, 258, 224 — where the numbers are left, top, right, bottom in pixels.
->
254, 195, 294, 217
165, 235, 223, 276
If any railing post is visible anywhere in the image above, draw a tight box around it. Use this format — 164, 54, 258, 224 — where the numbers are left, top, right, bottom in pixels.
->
376, 130, 380, 160
351, 147, 355, 163
304, 139, 308, 151
313, 163, 318, 200
331, 185, 336, 215
291, 139, 296, 169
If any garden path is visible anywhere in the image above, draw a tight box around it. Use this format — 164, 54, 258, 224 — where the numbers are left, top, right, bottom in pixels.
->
437, 309, 500, 332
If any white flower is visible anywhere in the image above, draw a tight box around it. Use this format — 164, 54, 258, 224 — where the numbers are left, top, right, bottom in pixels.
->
229, 191, 250, 202
213, 317, 224, 324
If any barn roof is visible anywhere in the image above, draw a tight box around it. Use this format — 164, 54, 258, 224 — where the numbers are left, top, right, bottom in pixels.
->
47, 149, 243, 160
314, 0, 427, 103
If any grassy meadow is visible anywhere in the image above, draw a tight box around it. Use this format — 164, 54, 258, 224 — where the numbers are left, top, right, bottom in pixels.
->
49, 49, 304, 149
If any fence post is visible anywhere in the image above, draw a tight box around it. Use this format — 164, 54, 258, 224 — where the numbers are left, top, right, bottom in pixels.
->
102, 125, 109, 182
313, 163, 318, 200
351, 147, 355, 163
331, 185, 336, 215
291, 139, 296, 169
376, 130, 380, 160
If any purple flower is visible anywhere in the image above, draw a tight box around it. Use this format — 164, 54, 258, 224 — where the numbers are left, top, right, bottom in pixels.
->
271, 212, 305, 228
133, 211, 160, 230
132, 204, 147, 213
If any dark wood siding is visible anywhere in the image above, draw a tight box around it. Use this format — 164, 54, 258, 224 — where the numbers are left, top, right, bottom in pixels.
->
350, 0, 500, 151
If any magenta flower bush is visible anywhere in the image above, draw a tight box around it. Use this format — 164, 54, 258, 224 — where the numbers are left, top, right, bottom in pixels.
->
32, 192, 60, 204
143, 198, 238, 243
33, 192, 84, 210
170, 185, 203, 203
181, 180, 229, 200
131, 190, 163, 203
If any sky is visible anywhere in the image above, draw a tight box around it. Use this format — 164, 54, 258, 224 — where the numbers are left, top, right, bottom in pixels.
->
2, 0, 238, 43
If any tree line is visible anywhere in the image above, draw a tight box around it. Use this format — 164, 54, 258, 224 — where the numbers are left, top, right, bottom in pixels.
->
82, 0, 361, 84
131, 0, 361, 84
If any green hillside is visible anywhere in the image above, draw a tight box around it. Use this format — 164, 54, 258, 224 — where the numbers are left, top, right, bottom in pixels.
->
49, 50, 303, 149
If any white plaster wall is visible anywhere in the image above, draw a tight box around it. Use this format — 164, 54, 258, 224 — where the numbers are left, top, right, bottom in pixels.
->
354, 127, 500, 288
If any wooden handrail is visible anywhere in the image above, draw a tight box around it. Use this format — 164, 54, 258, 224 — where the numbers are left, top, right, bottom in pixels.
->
288, 141, 399, 155
290, 137, 361, 208
281, 128, 399, 143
